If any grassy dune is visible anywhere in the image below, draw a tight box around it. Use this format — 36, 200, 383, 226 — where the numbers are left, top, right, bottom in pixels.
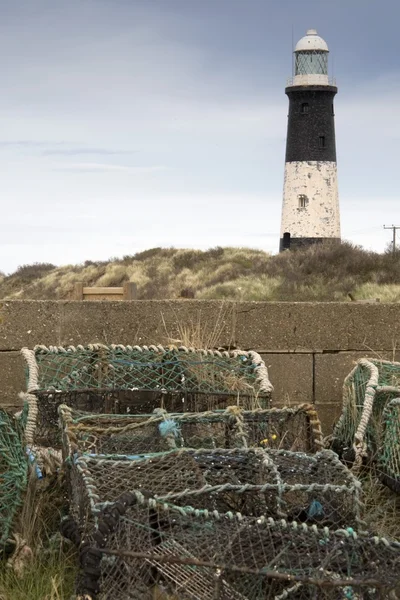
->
1, 242, 400, 301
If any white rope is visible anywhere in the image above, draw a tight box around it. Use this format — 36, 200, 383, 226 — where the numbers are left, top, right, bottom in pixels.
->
351, 359, 379, 469
18, 392, 38, 447
20, 348, 39, 393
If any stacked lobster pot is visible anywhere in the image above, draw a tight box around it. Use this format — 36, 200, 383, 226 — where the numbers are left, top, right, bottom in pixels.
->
17, 344, 400, 600
331, 357, 400, 492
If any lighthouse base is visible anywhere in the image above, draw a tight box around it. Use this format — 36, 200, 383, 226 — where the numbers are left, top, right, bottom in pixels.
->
279, 236, 341, 252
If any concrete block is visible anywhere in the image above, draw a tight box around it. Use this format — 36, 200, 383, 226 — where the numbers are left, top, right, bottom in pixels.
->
0, 351, 26, 409
237, 302, 400, 352
345, 304, 400, 351
314, 351, 400, 408
0, 301, 63, 350
261, 353, 313, 405
235, 303, 350, 351
59, 300, 237, 347
314, 403, 342, 437
2, 300, 400, 353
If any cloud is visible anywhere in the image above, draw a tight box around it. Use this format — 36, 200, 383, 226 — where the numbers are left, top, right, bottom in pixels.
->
0, 141, 139, 156
42, 148, 138, 156
53, 163, 167, 173
0, 140, 69, 148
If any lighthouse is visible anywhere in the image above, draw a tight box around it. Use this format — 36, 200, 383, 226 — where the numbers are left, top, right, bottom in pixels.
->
279, 29, 341, 252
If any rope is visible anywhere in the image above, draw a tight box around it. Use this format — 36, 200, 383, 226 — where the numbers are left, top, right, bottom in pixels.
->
353, 359, 380, 468
18, 392, 38, 447
20, 348, 39, 393
25, 343, 274, 396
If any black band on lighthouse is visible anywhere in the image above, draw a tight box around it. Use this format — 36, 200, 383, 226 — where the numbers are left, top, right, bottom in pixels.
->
285, 85, 337, 163
279, 236, 341, 252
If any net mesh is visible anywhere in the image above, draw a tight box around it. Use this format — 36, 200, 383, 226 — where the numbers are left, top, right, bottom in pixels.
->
379, 398, 400, 493
0, 409, 28, 548
70, 448, 365, 539
59, 404, 323, 459
76, 489, 399, 600
22, 345, 273, 447
331, 358, 400, 473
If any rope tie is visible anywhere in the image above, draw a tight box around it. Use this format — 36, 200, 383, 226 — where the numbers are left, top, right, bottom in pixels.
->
6, 534, 33, 577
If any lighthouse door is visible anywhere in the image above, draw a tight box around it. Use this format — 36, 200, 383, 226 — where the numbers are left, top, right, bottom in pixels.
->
282, 232, 291, 250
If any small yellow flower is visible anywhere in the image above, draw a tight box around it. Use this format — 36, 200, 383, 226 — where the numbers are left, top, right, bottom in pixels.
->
260, 438, 269, 445
271, 434, 278, 441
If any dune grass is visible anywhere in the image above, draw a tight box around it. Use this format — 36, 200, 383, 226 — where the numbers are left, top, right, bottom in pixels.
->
1, 242, 400, 301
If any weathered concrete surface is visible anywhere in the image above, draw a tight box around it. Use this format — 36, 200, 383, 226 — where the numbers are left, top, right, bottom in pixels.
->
1, 300, 400, 352
0, 301, 63, 350
261, 353, 313, 405
0, 351, 25, 410
314, 403, 342, 436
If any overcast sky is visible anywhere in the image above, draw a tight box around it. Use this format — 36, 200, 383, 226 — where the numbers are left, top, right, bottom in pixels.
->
1, 0, 399, 273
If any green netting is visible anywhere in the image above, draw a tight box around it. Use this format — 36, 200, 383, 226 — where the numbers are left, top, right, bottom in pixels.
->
59, 403, 323, 459
0, 409, 28, 548
331, 358, 400, 471
66, 454, 397, 599
379, 398, 400, 493
23, 344, 272, 397
69, 448, 365, 538
21, 344, 273, 448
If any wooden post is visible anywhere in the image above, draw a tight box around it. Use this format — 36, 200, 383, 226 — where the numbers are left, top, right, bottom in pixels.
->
74, 282, 85, 301
123, 281, 138, 300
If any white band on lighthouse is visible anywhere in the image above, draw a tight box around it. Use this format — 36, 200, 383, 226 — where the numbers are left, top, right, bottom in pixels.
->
280, 161, 340, 239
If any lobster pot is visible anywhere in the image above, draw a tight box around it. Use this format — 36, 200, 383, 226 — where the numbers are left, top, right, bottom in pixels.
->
21, 344, 273, 447
69, 448, 364, 540
331, 358, 400, 475
379, 398, 400, 493
58, 403, 323, 460
0, 409, 28, 548
75, 492, 400, 600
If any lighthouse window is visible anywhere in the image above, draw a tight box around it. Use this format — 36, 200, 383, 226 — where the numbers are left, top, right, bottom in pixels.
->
301, 102, 309, 114
295, 50, 328, 76
298, 195, 308, 208
319, 136, 326, 148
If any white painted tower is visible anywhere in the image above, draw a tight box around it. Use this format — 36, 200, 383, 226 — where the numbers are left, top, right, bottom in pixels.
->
280, 29, 341, 251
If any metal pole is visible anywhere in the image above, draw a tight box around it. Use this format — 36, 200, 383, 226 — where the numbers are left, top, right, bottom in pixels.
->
383, 225, 400, 255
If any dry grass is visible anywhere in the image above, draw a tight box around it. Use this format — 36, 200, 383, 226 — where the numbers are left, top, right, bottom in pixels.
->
162, 302, 237, 349
361, 472, 400, 541
3, 242, 400, 301
0, 474, 77, 600
0, 550, 76, 600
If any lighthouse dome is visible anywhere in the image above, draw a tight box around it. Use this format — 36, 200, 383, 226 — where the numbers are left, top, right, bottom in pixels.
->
295, 29, 329, 53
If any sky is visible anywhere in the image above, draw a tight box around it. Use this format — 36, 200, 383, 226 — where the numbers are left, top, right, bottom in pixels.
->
1, 0, 400, 273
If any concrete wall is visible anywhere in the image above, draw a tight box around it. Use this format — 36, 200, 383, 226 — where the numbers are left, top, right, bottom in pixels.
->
1, 300, 400, 434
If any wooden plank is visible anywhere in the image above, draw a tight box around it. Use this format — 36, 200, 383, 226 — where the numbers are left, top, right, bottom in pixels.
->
74, 282, 85, 301
83, 287, 124, 295
82, 294, 124, 301
123, 281, 138, 300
